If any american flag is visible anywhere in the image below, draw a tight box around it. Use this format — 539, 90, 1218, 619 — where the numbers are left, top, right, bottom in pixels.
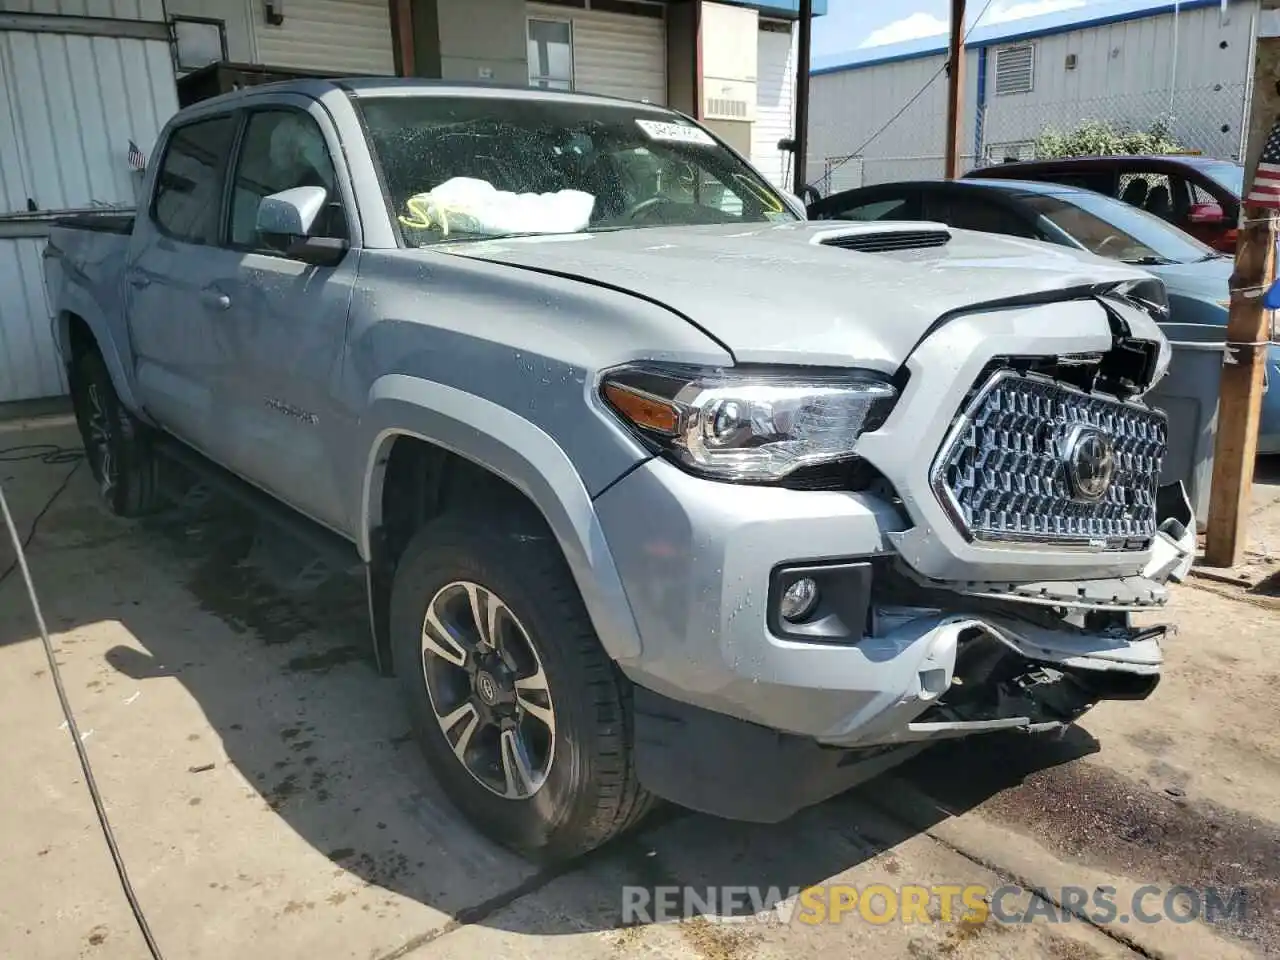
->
1246, 119, 1280, 209
127, 139, 146, 172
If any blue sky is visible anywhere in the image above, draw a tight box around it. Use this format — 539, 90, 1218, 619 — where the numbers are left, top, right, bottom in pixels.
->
811, 0, 1196, 60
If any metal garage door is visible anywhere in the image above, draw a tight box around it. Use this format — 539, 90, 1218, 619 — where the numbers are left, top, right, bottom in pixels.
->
751, 21, 795, 189
0, 16, 178, 403
255, 0, 395, 75
529, 2, 666, 105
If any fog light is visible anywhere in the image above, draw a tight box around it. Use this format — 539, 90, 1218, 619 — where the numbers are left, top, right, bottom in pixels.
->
780, 578, 819, 622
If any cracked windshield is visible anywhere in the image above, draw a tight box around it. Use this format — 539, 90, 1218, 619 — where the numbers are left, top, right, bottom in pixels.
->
357, 96, 799, 244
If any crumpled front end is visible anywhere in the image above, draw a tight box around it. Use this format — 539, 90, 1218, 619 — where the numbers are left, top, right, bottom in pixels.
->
595, 283, 1194, 821
836, 287, 1195, 744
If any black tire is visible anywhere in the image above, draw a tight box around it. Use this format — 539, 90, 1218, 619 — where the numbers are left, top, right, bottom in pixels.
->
69, 348, 159, 518
390, 508, 653, 861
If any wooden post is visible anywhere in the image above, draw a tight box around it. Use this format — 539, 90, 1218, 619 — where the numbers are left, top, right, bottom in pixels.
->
390, 0, 415, 77
792, 0, 813, 197
944, 0, 967, 179
1204, 0, 1280, 568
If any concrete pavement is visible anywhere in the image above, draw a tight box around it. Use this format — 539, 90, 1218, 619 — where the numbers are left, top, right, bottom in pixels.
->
2, 425, 1277, 959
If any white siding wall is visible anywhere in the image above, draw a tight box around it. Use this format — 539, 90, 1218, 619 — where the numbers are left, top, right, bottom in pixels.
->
0, 238, 61, 401
0, 0, 164, 17
808, 0, 1260, 190
751, 21, 795, 189
0, 31, 175, 214
528, 3, 667, 105
0, 4, 177, 402
255, 0, 395, 75
983, 2, 1257, 160
808, 48, 980, 189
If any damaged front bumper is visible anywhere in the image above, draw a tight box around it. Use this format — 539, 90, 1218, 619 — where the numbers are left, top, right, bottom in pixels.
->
819, 482, 1196, 749
614, 472, 1196, 823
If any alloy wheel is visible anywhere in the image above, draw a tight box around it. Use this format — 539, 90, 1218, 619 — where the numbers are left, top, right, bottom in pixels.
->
85, 383, 115, 497
419, 580, 556, 800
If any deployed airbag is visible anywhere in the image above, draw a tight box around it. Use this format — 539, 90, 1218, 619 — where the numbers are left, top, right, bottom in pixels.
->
398, 177, 595, 237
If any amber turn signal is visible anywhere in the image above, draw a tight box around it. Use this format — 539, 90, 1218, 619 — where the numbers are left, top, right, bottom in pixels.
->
603, 381, 680, 436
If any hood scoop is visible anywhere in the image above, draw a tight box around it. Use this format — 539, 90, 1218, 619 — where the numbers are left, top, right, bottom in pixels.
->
812, 222, 952, 253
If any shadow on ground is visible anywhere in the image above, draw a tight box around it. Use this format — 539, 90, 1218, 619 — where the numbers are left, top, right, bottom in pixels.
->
0, 452, 1102, 940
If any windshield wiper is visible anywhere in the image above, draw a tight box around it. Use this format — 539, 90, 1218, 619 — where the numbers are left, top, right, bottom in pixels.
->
423, 230, 568, 245
1121, 255, 1174, 266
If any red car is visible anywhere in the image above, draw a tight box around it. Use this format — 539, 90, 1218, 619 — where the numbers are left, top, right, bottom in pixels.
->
965, 154, 1243, 253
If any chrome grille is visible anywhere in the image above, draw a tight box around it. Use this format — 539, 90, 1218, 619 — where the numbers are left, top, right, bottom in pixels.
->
932, 371, 1167, 548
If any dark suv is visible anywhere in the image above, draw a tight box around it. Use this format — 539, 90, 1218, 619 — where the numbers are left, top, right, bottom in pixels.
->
966, 155, 1243, 253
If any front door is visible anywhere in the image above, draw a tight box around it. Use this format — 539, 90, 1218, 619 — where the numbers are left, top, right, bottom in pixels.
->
127, 112, 244, 459
211, 100, 359, 532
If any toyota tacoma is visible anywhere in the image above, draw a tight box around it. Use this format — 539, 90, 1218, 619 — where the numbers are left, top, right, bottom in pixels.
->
43, 79, 1194, 861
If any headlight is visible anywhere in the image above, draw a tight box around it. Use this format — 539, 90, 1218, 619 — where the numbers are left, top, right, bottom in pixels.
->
1110, 277, 1170, 320
599, 363, 898, 482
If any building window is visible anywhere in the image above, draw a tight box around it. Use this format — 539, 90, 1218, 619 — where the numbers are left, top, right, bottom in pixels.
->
172, 16, 227, 72
527, 19, 574, 91
985, 140, 1035, 164
994, 42, 1035, 96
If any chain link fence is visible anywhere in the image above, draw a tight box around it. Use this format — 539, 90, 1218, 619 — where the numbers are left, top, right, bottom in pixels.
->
809, 80, 1250, 195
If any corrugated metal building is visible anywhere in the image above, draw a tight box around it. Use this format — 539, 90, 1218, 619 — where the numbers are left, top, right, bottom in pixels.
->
1, 0, 177, 402
0, 0, 820, 405
807, 0, 1259, 193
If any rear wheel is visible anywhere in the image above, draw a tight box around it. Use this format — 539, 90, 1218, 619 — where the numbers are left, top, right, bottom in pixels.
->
69, 348, 159, 517
390, 508, 652, 861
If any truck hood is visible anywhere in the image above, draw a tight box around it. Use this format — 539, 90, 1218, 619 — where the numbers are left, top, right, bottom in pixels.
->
444, 220, 1154, 369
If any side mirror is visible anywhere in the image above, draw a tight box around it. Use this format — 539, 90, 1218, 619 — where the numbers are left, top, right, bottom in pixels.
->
284, 236, 349, 268
256, 185, 328, 238
256, 186, 348, 266
1187, 201, 1226, 225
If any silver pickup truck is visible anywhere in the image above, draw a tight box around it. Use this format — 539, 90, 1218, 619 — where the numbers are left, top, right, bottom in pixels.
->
44, 78, 1195, 862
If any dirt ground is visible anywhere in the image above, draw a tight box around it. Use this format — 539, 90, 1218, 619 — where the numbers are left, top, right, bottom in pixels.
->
1, 422, 1277, 960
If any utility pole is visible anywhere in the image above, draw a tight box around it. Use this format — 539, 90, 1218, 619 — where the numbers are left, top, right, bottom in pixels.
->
944, 0, 967, 179
1204, 0, 1280, 567
792, 0, 813, 197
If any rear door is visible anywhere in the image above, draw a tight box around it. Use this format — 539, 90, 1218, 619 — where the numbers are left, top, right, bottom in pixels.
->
127, 113, 243, 453
210, 97, 360, 532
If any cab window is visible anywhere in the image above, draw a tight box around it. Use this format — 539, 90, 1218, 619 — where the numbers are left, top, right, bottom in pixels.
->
228, 110, 348, 252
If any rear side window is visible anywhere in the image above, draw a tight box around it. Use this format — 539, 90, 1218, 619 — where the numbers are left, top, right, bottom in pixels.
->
934, 196, 1036, 238
827, 195, 921, 221
151, 116, 237, 245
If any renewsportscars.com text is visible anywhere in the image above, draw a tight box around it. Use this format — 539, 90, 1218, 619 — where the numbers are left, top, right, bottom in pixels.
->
621, 884, 1249, 927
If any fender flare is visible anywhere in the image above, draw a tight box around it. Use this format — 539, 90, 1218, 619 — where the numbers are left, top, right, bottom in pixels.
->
54, 292, 145, 417
357, 374, 644, 662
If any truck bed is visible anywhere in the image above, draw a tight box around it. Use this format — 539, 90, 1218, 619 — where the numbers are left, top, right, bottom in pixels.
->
42, 216, 136, 381
54, 212, 135, 235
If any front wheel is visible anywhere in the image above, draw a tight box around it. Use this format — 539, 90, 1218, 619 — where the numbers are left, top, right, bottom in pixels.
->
390, 509, 652, 861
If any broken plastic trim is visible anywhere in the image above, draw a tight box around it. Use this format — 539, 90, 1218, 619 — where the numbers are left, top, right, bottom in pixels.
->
909, 623, 1161, 737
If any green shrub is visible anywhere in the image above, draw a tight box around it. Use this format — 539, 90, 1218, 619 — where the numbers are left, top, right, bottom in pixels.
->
1033, 118, 1184, 159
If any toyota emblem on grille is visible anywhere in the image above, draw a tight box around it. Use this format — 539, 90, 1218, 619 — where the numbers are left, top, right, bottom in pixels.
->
1061, 425, 1116, 502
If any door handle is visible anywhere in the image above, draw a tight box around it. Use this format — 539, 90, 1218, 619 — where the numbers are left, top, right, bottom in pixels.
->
127, 274, 150, 289
202, 290, 231, 311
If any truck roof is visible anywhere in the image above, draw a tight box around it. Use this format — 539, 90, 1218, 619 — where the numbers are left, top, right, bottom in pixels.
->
183, 76, 676, 116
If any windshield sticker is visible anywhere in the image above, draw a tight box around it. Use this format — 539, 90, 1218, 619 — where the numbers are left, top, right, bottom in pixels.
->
635, 119, 715, 146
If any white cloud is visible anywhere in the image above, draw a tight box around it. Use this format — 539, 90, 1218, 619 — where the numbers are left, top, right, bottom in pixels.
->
855, 0, 1092, 51
858, 12, 948, 49
984, 0, 1088, 25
